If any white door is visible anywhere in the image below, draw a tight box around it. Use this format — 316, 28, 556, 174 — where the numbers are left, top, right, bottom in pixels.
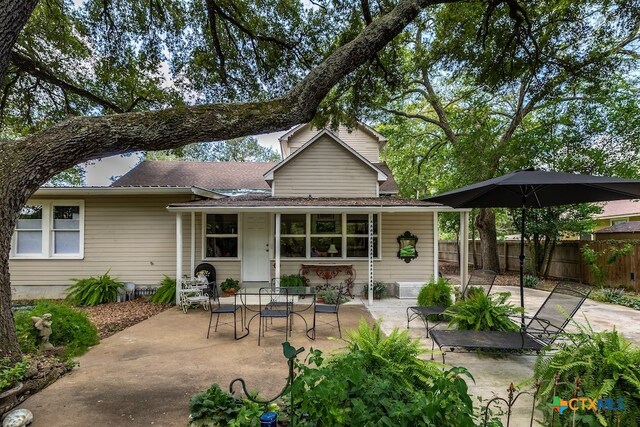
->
242, 213, 271, 282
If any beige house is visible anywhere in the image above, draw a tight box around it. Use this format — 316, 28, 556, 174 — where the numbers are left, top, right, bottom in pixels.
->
10, 124, 468, 301
594, 199, 640, 229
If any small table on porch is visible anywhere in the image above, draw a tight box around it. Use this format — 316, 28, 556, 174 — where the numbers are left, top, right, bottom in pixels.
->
299, 263, 356, 297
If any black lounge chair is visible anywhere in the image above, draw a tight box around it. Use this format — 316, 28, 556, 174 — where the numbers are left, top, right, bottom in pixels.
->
407, 269, 497, 336
429, 282, 590, 363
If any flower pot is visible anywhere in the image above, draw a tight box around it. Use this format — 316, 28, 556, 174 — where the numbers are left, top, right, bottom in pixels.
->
221, 288, 237, 297
0, 382, 23, 415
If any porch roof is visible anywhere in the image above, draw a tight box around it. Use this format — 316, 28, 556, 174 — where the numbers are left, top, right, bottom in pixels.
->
167, 195, 465, 212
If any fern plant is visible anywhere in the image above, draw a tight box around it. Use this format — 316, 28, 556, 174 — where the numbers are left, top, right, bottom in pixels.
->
287, 320, 477, 426
445, 292, 522, 332
66, 270, 124, 306
417, 277, 454, 307
149, 275, 176, 304
533, 322, 640, 426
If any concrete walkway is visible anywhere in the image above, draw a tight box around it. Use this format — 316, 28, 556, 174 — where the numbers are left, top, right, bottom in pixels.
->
13, 288, 640, 426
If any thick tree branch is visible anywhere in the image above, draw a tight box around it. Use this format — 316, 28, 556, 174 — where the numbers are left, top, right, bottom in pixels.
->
0, 0, 38, 84
11, 51, 125, 113
4, 0, 457, 188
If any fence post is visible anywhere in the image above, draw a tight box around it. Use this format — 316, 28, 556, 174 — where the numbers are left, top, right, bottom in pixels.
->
504, 241, 509, 272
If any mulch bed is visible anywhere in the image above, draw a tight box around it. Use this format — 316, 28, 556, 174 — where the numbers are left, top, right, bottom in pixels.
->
81, 298, 171, 339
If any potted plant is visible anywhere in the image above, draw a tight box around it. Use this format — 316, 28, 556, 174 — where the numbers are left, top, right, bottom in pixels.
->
279, 274, 309, 295
0, 356, 29, 414
362, 281, 387, 299
220, 278, 240, 296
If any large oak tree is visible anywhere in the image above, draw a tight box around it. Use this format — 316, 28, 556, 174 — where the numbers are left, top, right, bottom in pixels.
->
0, 0, 579, 357
1, 0, 495, 358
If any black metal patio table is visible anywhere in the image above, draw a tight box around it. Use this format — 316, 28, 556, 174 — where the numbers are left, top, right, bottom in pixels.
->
233, 287, 317, 341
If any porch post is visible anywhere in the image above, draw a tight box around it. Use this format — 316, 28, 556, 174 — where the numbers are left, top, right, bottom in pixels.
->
368, 213, 374, 306
459, 211, 469, 292
190, 212, 195, 280
274, 213, 281, 288
176, 212, 183, 304
433, 211, 439, 281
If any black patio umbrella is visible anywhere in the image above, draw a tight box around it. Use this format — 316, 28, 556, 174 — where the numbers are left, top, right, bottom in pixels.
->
423, 169, 640, 321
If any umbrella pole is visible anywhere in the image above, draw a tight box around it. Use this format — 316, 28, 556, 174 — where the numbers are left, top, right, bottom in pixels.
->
519, 205, 526, 329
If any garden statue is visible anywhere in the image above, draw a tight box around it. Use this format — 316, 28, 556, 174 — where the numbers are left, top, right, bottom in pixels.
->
31, 313, 53, 351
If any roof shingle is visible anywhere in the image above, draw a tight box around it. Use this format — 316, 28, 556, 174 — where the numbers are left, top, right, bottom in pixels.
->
111, 160, 399, 194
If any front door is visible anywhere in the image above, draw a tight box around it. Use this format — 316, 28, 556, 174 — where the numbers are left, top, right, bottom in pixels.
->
242, 213, 270, 282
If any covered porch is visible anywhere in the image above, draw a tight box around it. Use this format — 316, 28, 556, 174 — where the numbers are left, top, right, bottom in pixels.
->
167, 195, 471, 304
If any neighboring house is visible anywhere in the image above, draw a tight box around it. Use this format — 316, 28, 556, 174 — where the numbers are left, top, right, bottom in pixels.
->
9, 123, 463, 299
594, 199, 640, 230
594, 222, 640, 240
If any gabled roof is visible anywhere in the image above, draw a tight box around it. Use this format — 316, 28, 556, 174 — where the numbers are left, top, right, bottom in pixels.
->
595, 221, 640, 234
111, 161, 276, 191
279, 122, 388, 145
264, 129, 387, 183
595, 199, 640, 219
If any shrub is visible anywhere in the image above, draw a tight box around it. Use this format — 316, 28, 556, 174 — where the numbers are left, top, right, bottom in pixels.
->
14, 301, 99, 358
533, 323, 640, 426
417, 277, 454, 307
286, 320, 477, 426
220, 278, 240, 292
361, 281, 387, 299
445, 292, 522, 332
592, 287, 640, 310
66, 270, 124, 306
149, 275, 176, 304
0, 356, 29, 392
316, 289, 348, 305
280, 274, 306, 287
189, 384, 264, 427
523, 275, 538, 288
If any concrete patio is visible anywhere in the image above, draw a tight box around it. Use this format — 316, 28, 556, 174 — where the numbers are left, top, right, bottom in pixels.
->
13, 286, 640, 426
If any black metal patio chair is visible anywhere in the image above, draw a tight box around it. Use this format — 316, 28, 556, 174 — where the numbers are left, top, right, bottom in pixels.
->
429, 282, 590, 363
206, 284, 243, 339
407, 269, 497, 336
258, 287, 291, 346
307, 286, 343, 340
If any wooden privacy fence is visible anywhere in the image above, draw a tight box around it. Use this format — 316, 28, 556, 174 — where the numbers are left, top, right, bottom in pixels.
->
439, 240, 640, 291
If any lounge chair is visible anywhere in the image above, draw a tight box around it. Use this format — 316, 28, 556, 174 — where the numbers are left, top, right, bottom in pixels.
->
429, 282, 590, 363
407, 269, 497, 336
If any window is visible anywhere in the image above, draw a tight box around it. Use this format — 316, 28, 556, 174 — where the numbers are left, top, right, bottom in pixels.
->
612, 218, 629, 226
205, 214, 238, 258
281, 214, 306, 257
346, 214, 378, 258
12, 201, 84, 259
311, 214, 342, 257
277, 213, 379, 259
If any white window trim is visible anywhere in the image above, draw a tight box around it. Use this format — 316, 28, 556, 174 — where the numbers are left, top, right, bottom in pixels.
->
10, 200, 85, 260
202, 213, 242, 261
279, 213, 381, 260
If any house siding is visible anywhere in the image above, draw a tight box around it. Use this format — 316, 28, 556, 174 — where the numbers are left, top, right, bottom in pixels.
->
287, 124, 380, 162
11, 195, 195, 299
273, 135, 378, 197
273, 212, 434, 291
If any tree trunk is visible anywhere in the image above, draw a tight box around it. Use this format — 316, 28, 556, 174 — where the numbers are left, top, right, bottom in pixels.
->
475, 208, 501, 273
0, 174, 35, 358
